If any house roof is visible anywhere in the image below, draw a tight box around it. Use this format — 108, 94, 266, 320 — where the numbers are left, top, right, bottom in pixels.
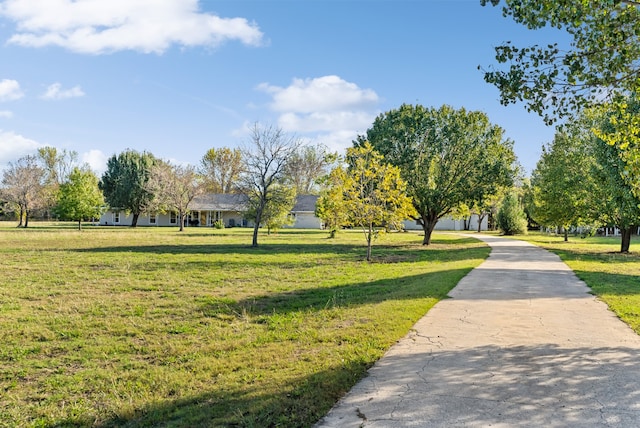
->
191, 193, 248, 212
190, 193, 318, 213
291, 194, 318, 212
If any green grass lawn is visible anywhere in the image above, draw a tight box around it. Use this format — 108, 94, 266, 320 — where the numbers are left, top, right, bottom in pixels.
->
0, 223, 489, 427
510, 232, 640, 334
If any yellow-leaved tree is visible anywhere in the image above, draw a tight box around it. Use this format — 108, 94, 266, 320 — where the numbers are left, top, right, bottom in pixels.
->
320, 142, 415, 261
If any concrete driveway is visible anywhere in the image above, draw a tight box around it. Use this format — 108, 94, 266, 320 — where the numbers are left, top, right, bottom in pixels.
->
315, 235, 640, 427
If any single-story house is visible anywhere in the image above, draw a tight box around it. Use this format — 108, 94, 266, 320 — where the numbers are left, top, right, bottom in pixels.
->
99, 194, 323, 229
100, 193, 487, 232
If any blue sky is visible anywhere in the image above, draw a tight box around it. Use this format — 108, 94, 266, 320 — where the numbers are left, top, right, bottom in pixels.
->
0, 0, 568, 176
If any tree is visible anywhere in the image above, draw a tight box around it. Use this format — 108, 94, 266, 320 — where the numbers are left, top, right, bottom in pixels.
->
592, 137, 640, 252
55, 167, 104, 230
37, 146, 78, 186
144, 161, 205, 232
531, 107, 640, 251
335, 142, 415, 262
200, 147, 243, 194
316, 166, 350, 238
481, 1, 640, 194
497, 191, 528, 235
245, 185, 296, 235
282, 144, 337, 195
530, 120, 597, 241
0, 155, 46, 227
358, 104, 516, 245
593, 94, 640, 197
37, 146, 79, 219
589, 106, 640, 253
99, 150, 156, 227
480, 0, 640, 125
240, 123, 302, 247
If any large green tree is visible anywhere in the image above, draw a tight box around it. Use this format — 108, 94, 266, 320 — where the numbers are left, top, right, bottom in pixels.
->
530, 119, 598, 241
358, 104, 516, 245
531, 108, 640, 251
99, 150, 156, 227
55, 167, 104, 231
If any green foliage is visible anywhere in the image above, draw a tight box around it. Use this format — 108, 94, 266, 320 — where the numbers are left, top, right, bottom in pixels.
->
593, 94, 640, 198
54, 167, 104, 230
359, 103, 516, 245
212, 219, 225, 229
530, 116, 598, 236
497, 191, 528, 235
99, 150, 156, 227
245, 185, 297, 234
481, 0, 640, 125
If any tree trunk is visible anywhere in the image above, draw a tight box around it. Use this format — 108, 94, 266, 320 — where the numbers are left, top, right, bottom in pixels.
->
131, 212, 139, 227
620, 227, 632, 253
78, 219, 82, 231
564, 227, 568, 242
252, 201, 266, 247
17, 206, 24, 227
422, 215, 438, 245
366, 223, 373, 262
24, 210, 29, 228
477, 213, 487, 233
179, 211, 185, 232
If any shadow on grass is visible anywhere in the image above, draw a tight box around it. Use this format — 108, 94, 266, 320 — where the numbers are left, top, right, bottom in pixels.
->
204, 268, 472, 317
71, 237, 486, 261
50, 360, 370, 428
573, 271, 640, 296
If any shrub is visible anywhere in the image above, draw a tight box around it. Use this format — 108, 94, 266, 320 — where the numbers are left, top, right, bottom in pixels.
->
497, 192, 528, 235
213, 219, 225, 229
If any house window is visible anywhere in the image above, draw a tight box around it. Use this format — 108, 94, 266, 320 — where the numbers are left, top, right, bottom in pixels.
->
149, 213, 157, 225
170, 212, 177, 224
114, 211, 120, 224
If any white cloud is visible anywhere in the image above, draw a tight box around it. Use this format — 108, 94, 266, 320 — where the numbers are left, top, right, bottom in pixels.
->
258, 75, 379, 114
0, 110, 13, 118
81, 149, 108, 174
0, 129, 41, 165
0, 79, 24, 102
0, 0, 264, 54
257, 75, 380, 152
41, 83, 85, 100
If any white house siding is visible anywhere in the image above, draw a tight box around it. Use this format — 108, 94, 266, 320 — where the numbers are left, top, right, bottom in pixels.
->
286, 212, 322, 229
402, 214, 488, 232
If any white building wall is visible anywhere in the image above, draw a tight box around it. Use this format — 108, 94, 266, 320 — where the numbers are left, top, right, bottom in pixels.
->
287, 212, 322, 229
403, 214, 488, 232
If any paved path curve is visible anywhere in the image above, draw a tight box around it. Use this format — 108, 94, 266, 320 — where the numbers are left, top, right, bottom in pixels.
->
316, 235, 640, 427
